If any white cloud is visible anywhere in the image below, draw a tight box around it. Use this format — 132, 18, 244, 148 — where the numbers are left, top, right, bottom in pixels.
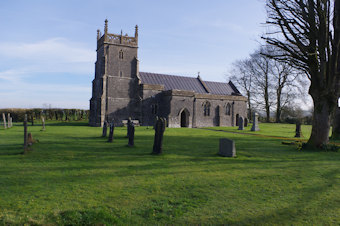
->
0, 38, 95, 63
0, 38, 95, 108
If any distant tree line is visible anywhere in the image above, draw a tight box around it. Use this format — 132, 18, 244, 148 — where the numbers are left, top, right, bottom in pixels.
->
0, 108, 89, 122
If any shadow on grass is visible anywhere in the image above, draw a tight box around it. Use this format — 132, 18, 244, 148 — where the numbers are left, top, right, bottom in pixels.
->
232, 168, 340, 225
45, 121, 89, 127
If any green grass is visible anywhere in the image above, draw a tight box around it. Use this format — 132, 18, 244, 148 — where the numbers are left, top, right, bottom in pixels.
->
207, 123, 315, 139
0, 122, 339, 225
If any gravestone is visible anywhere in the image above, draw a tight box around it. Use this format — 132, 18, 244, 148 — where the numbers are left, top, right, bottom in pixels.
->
244, 118, 248, 127
7, 113, 10, 128
126, 117, 132, 137
127, 121, 135, 147
108, 121, 115, 143
102, 121, 108, 137
218, 138, 236, 157
27, 133, 34, 146
2, 113, 7, 129
41, 116, 46, 131
24, 114, 28, 153
251, 112, 260, 131
238, 117, 244, 130
152, 117, 166, 154
294, 121, 302, 137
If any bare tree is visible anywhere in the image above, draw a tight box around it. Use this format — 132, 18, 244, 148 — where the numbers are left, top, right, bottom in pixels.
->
228, 59, 254, 119
250, 47, 275, 122
228, 46, 302, 123
271, 59, 303, 122
263, 0, 340, 147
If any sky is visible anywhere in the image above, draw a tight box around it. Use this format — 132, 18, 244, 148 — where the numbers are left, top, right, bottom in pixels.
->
0, 0, 269, 109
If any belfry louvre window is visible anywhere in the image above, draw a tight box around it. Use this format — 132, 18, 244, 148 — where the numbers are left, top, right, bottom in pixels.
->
203, 102, 211, 116
119, 50, 124, 59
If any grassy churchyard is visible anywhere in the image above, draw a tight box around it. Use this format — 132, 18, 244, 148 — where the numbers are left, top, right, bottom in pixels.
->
0, 121, 339, 225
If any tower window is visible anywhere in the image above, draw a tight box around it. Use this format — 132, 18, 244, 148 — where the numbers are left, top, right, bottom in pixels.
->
119, 50, 124, 59
203, 102, 211, 116
119, 71, 123, 77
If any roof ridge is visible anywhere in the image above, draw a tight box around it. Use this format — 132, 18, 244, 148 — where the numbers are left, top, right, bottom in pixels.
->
139, 71, 198, 79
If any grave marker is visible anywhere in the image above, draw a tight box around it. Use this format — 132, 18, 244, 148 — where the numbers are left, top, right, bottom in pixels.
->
108, 121, 115, 143
41, 116, 46, 131
127, 120, 135, 147
251, 112, 260, 131
102, 121, 108, 137
7, 113, 10, 128
2, 113, 7, 129
152, 117, 166, 154
294, 121, 302, 137
219, 138, 236, 157
238, 117, 244, 130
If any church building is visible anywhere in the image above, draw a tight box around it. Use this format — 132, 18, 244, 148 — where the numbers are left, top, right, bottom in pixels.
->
89, 20, 247, 127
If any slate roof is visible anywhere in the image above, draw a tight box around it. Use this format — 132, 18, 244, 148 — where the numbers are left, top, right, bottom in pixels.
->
139, 72, 241, 96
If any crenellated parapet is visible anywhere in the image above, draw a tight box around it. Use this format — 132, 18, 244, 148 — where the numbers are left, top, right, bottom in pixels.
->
97, 19, 138, 48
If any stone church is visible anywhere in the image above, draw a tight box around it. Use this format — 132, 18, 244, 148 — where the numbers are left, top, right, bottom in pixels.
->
89, 20, 247, 128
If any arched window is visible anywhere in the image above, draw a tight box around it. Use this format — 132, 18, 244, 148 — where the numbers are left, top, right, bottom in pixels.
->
119, 71, 123, 77
119, 50, 124, 59
203, 102, 211, 116
226, 103, 231, 115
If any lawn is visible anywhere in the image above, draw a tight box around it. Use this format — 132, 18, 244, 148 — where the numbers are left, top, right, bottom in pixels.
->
0, 122, 339, 225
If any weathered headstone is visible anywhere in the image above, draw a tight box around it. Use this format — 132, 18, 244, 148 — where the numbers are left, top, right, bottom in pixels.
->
126, 117, 132, 137
41, 116, 46, 131
7, 113, 10, 128
102, 121, 108, 137
127, 121, 135, 147
219, 138, 236, 157
2, 113, 7, 129
251, 112, 260, 131
238, 117, 244, 130
244, 118, 248, 127
108, 121, 115, 143
152, 117, 166, 154
24, 114, 28, 153
294, 121, 302, 137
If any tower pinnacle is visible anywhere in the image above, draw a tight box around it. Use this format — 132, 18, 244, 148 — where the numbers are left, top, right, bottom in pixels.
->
104, 19, 108, 34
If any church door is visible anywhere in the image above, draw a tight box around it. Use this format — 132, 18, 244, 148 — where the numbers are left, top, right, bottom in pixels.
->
180, 109, 189, 127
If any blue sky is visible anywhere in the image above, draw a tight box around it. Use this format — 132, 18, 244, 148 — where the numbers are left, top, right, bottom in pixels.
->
0, 0, 267, 109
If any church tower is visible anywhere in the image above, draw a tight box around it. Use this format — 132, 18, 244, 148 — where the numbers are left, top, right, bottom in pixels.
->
89, 20, 141, 126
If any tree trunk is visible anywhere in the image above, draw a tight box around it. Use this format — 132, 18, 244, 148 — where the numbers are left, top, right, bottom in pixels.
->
276, 88, 282, 123
247, 91, 252, 120
307, 97, 332, 147
264, 72, 270, 122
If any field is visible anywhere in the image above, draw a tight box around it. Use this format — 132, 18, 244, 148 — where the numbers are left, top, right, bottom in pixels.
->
0, 122, 339, 225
